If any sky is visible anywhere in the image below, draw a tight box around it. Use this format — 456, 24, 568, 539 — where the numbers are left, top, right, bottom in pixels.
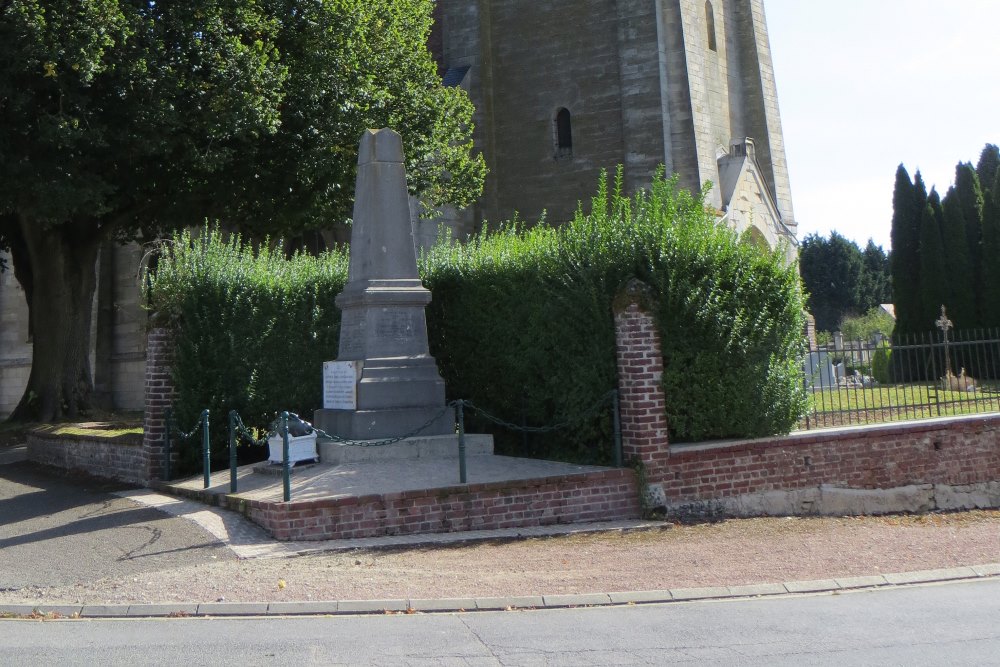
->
765, 0, 1000, 251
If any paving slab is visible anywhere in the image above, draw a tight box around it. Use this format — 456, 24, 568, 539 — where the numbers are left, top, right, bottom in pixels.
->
972, 564, 1000, 577
784, 579, 841, 593
267, 601, 339, 615
126, 604, 198, 617
883, 567, 979, 585
409, 598, 478, 612
196, 602, 270, 616
337, 599, 408, 613
726, 583, 789, 597
541, 593, 612, 608
29, 605, 83, 617
475, 596, 544, 610
163, 455, 615, 505
834, 575, 890, 589
607, 590, 673, 604
80, 605, 131, 618
669, 586, 731, 601
0, 605, 48, 617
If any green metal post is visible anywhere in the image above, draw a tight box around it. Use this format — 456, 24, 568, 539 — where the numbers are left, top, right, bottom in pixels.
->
281, 411, 291, 502
611, 390, 623, 468
229, 410, 238, 493
164, 408, 172, 482
201, 409, 211, 489
457, 400, 467, 484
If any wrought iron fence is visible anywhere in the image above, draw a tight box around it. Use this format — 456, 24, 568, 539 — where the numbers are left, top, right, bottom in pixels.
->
798, 327, 1000, 430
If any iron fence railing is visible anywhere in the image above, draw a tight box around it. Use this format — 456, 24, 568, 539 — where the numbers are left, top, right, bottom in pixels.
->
798, 327, 1000, 430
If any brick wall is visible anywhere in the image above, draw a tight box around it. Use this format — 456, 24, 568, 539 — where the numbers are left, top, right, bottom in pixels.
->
142, 327, 177, 481
236, 469, 638, 541
609, 277, 1000, 516
663, 416, 1000, 505
28, 432, 146, 485
613, 280, 670, 490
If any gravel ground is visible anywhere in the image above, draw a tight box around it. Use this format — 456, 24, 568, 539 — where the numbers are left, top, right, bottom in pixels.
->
2, 509, 998, 606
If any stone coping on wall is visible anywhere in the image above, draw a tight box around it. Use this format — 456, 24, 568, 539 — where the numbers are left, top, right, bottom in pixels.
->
30, 423, 144, 446
670, 412, 1000, 455
27, 426, 147, 486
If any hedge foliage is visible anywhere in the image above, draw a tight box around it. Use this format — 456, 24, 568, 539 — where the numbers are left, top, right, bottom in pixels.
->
149, 170, 807, 470
423, 170, 806, 461
147, 228, 349, 471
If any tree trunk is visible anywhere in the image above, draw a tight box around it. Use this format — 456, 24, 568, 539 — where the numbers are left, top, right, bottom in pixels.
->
8, 218, 100, 422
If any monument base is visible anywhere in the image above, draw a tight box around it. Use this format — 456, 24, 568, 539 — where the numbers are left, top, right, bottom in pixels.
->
318, 433, 494, 465
314, 405, 453, 441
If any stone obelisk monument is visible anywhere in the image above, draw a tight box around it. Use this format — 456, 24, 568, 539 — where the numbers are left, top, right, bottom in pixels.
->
314, 129, 452, 440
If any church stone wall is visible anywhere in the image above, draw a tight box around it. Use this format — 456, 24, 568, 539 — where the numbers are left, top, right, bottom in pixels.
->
480, 0, 628, 225
0, 252, 31, 418
0, 244, 147, 419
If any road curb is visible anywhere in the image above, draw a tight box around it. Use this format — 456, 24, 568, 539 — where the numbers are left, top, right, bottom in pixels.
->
2, 563, 997, 620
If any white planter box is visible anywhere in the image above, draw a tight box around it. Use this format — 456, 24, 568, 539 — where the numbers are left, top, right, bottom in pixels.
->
267, 432, 318, 464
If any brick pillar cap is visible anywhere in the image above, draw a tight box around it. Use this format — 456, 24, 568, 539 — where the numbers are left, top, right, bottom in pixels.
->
613, 278, 656, 314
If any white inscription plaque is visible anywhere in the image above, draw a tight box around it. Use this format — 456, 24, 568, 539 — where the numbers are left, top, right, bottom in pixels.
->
323, 361, 358, 410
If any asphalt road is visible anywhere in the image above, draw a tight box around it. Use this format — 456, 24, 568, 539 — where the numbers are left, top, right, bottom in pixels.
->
2, 579, 998, 665
0, 461, 234, 590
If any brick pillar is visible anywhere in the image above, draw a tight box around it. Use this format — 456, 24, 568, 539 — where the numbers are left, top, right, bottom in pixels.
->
142, 327, 177, 482
613, 280, 670, 492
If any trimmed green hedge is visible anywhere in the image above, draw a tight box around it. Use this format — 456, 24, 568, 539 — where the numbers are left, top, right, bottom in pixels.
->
149, 171, 806, 470
423, 170, 806, 461
148, 228, 348, 471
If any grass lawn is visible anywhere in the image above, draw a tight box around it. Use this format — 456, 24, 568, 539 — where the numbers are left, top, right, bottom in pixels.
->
801, 381, 1000, 429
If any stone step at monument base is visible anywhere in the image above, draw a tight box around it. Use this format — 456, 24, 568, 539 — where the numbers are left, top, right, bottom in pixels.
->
314, 406, 453, 441
318, 434, 493, 465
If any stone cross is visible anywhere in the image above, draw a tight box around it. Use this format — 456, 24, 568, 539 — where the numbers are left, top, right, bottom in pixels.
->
936, 305, 954, 377
314, 129, 451, 440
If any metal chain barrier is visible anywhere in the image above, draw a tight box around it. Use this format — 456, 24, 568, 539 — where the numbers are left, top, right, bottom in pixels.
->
307, 402, 455, 447
461, 389, 618, 434
164, 408, 210, 485
170, 389, 623, 502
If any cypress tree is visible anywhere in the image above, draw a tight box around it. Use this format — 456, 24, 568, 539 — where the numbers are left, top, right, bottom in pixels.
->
954, 163, 984, 321
918, 194, 948, 331
976, 144, 1000, 196
981, 171, 1000, 328
940, 188, 976, 328
890, 165, 922, 335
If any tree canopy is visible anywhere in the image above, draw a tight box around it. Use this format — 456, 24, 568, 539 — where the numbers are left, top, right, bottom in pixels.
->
798, 231, 890, 333
0, 0, 485, 421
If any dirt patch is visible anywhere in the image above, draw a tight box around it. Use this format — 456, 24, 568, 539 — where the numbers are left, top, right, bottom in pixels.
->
1, 510, 997, 606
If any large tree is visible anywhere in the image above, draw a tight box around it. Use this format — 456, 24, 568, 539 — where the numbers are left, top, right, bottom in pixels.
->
889, 166, 924, 335
798, 232, 864, 332
859, 239, 892, 312
0, 0, 485, 422
939, 187, 976, 328
982, 170, 1000, 327
918, 191, 948, 328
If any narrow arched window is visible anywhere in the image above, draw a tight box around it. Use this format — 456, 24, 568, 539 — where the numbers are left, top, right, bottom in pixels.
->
554, 108, 573, 158
706, 1, 717, 52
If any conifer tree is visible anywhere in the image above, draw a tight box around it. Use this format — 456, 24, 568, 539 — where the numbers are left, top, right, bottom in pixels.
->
860, 240, 892, 311
940, 188, 976, 327
976, 144, 1000, 196
954, 163, 985, 320
918, 193, 948, 330
889, 165, 922, 335
981, 171, 1000, 327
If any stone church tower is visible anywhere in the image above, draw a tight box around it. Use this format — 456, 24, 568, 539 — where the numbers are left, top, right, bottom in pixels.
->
427, 0, 797, 257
